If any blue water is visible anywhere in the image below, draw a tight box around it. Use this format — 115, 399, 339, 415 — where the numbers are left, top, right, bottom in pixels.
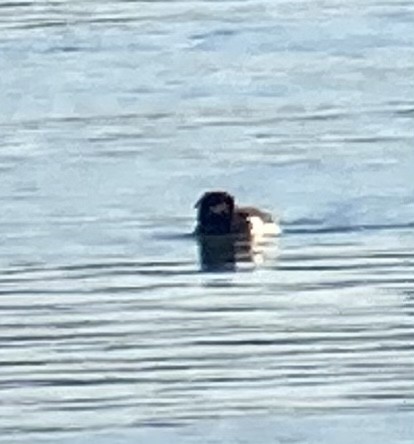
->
1, 0, 414, 442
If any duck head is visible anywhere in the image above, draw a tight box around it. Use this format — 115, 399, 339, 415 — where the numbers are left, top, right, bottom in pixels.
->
195, 191, 235, 235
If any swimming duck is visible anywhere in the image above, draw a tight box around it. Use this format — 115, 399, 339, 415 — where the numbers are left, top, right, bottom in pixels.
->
194, 191, 279, 237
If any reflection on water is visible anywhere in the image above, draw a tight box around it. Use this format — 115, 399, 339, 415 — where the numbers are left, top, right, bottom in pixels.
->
1, 0, 414, 442
198, 235, 241, 272
197, 234, 271, 271
1, 226, 414, 441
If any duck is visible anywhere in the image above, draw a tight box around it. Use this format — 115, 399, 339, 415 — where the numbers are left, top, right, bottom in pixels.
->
194, 191, 280, 238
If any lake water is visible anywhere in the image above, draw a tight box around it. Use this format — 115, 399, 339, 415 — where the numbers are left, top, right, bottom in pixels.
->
1, 0, 414, 442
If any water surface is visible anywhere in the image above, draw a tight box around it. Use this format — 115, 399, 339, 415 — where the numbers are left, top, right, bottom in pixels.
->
1, 0, 414, 442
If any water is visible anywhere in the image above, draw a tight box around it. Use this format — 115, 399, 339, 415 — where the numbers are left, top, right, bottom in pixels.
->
1, 0, 414, 442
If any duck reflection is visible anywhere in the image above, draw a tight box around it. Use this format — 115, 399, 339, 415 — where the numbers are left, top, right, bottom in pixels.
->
197, 235, 265, 271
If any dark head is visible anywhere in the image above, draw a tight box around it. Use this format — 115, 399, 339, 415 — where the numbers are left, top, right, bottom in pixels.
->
195, 191, 235, 235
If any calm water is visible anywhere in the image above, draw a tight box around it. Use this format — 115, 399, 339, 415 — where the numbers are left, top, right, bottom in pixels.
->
1, 0, 414, 442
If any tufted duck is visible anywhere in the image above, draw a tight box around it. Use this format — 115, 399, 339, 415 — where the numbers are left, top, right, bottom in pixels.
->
194, 191, 279, 238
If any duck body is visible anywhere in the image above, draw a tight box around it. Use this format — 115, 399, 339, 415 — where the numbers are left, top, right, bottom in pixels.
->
194, 191, 280, 238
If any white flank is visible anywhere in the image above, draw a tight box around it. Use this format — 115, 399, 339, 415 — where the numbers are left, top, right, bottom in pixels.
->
249, 216, 281, 237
